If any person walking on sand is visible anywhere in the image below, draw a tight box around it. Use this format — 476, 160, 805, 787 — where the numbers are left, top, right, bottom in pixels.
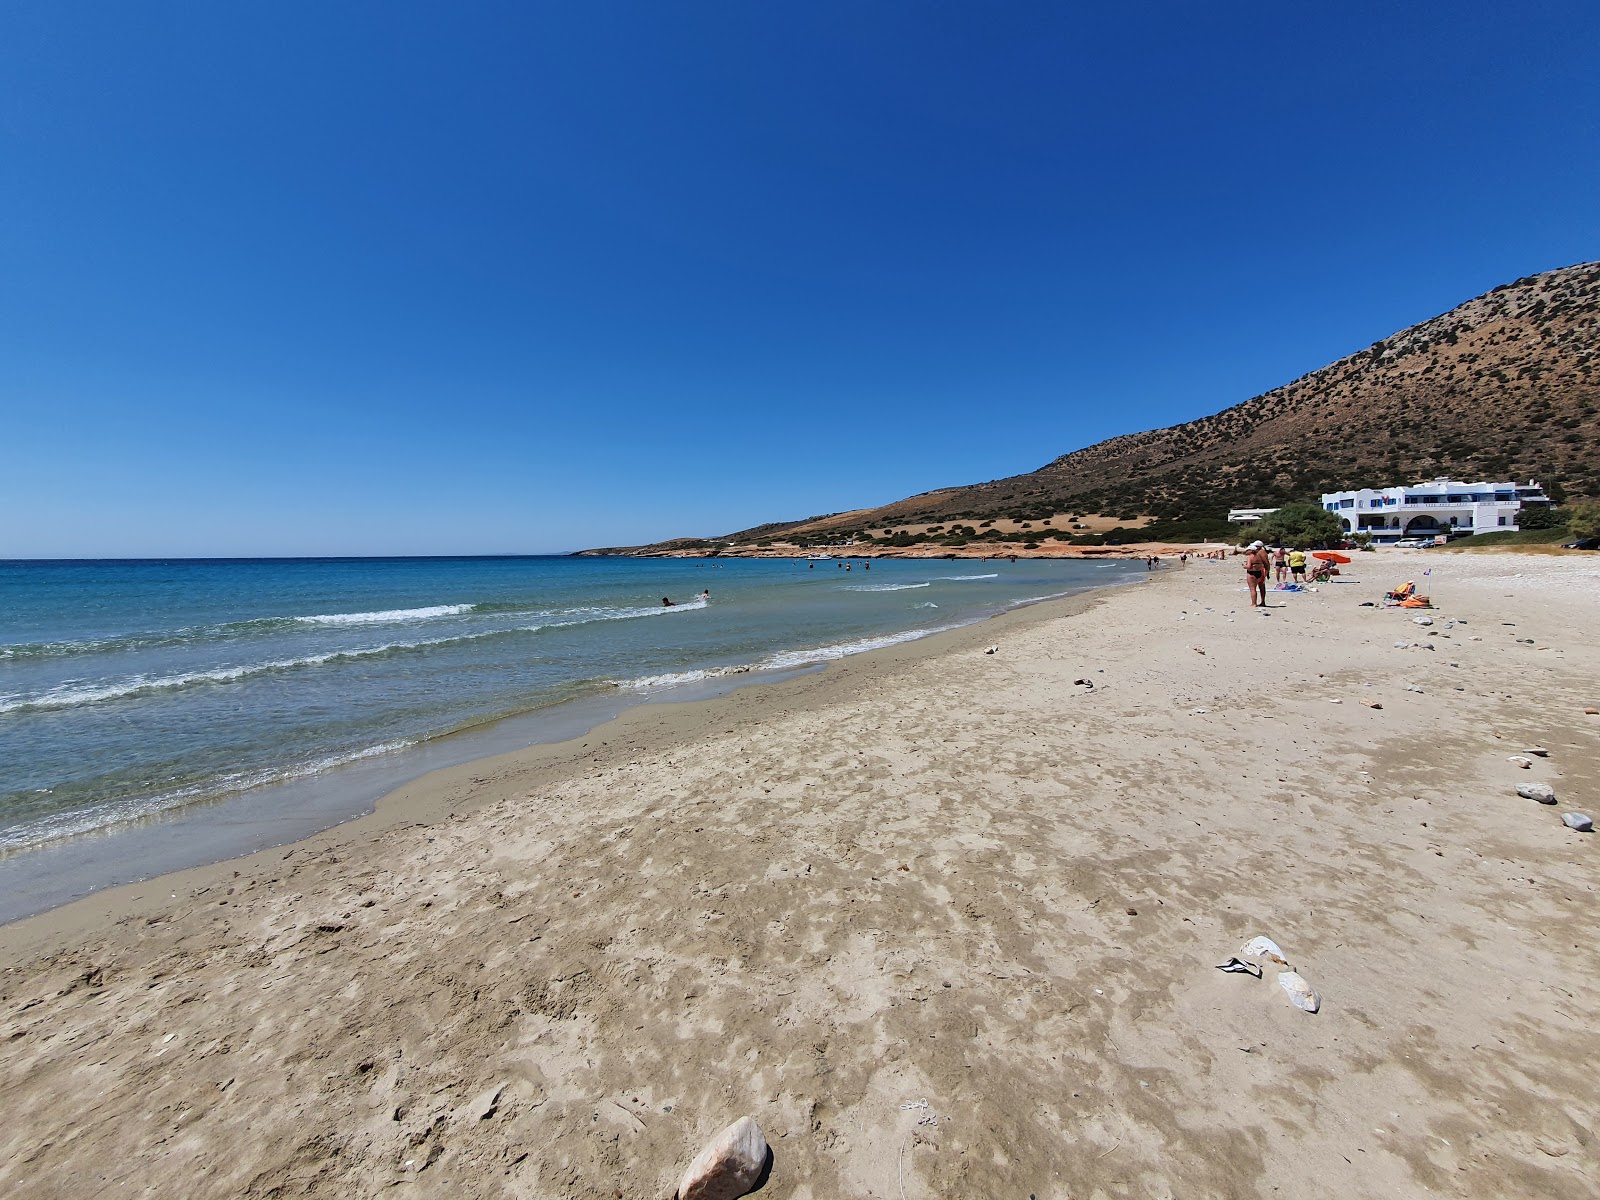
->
1244, 540, 1270, 607
1273, 546, 1288, 584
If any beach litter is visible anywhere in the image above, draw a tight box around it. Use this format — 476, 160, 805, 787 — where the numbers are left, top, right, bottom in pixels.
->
1516, 783, 1557, 804
1277, 971, 1321, 1013
1562, 813, 1594, 833
1241, 936, 1290, 966
1507, 756, 1534, 769
1215, 957, 1262, 977
675, 1116, 770, 1200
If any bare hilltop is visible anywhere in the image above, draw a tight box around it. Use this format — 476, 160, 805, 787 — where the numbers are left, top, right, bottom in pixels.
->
588, 262, 1600, 556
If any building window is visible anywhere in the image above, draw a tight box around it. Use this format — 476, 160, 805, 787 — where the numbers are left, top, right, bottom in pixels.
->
1499, 516, 1507, 526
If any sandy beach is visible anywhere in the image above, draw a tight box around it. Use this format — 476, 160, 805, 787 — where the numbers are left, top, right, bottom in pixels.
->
3, 551, 1597, 1198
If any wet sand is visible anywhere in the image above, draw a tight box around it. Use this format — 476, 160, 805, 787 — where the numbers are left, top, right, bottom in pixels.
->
2, 553, 1597, 1198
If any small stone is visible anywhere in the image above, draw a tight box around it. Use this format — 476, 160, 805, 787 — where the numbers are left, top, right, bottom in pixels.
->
1516, 783, 1557, 804
1360, 700, 1382, 710
460, 1084, 505, 1122
1125, 907, 1138, 916
676, 1116, 770, 1200
1561, 813, 1594, 833
1524, 747, 1550, 757
1412, 616, 1434, 626
1393, 640, 1410, 649
1585, 708, 1599, 716
1507, 756, 1534, 769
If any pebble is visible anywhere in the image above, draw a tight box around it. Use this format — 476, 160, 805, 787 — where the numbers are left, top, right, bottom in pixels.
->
1586, 708, 1599, 716
1524, 747, 1550, 757
1562, 813, 1594, 833
1507, 756, 1534, 769
1516, 783, 1557, 804
676, 1117, 770, 1200
1412, 616, 1434, 626
1393, 640, 1410, 649
1405, 685, 1424, 694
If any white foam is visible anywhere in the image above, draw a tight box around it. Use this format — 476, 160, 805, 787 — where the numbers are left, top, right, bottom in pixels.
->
933, 573, 999, 580
0, 647, 416, 713
759, 625, 958, 671
839, 582, 931, 592
0, 600, 713, 715
0, 739, 414, 851
619, 667, 732, 691
295, 604, 474, 625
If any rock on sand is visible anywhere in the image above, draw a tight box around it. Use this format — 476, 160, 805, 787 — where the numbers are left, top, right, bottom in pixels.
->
676, 1116, 770, 1200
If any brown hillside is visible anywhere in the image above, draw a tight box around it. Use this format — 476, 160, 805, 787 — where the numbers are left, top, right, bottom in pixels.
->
598, 262, 1600, 552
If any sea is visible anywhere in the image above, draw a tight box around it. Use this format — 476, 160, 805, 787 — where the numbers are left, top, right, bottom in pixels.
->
0, 554, 1141, 918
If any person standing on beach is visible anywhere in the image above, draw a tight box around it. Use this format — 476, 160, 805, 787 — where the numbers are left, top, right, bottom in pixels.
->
1288, 547, 1307, 583
1273, 546, 1288, 584
1244, 540, 1270, 607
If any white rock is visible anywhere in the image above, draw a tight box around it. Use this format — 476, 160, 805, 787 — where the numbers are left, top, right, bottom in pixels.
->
1278, 971, 1320, 1013
1412, 616, 1434, 626
1516, 783, 1557, 804
1561, 813, 1594, 832
1507, 756, 1534, 769
676, 1116, 770, 1200
1392, 640, 1410, 649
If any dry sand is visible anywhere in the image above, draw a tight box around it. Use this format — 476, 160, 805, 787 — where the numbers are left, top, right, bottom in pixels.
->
2, 552, 1597, 1198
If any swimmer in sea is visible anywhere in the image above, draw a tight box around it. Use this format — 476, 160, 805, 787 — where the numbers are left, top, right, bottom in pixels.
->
662, 596, 674, 607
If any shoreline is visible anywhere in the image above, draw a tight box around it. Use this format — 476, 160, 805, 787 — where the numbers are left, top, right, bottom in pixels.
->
0, 580, 1121, 951
3, 552, 1596, 1198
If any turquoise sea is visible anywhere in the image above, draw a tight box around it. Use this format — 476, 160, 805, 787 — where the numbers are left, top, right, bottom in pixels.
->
0, 554, 1140, 914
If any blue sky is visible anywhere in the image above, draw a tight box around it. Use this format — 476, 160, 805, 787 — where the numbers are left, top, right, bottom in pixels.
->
3, 2, 1597, 557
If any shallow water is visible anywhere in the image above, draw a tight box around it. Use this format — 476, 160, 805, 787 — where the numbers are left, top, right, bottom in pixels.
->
0, 554, 1141, 860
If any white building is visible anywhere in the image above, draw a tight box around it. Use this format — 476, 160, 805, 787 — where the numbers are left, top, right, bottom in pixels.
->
1321, 478, 1552, 543
1227, 507, 1279, 523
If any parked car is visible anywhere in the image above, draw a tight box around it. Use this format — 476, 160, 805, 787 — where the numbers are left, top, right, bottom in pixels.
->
1563, 536, 1600, 550
1393, 538, 1432, 548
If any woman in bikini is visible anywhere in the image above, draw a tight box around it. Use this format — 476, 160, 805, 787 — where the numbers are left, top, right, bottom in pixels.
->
1244, 540, 1270, 607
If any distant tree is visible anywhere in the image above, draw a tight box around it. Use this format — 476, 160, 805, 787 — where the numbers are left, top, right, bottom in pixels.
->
1253, 503, 1346, 548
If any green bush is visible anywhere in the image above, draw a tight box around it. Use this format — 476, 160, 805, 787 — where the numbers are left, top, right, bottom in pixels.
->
1517, 505, 1567, 530
1569, 502, 1600, 540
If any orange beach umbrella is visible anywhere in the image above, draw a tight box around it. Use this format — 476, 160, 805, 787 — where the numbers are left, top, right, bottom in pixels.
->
1313, 551, 1351, 564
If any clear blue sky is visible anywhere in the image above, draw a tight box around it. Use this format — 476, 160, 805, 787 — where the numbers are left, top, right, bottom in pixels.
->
4, 2, 1597, 557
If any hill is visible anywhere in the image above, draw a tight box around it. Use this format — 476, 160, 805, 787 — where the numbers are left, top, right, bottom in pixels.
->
590, 262, 1600, 553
